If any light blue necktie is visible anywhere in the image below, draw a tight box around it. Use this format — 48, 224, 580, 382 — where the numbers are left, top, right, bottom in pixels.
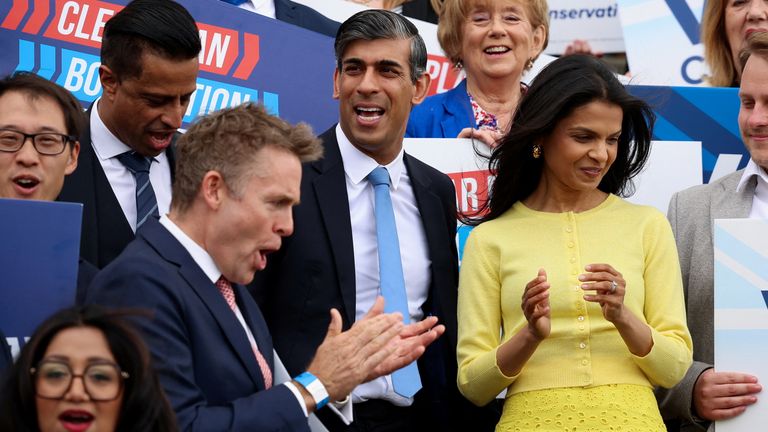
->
368, 166, 421, 398
117, 151, 159, 229
219, 0, 248, 5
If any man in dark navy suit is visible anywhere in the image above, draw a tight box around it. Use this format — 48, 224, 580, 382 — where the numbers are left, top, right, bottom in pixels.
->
252, 10, 499, 432
59, 0, 200, 269
87, 102, 444, 431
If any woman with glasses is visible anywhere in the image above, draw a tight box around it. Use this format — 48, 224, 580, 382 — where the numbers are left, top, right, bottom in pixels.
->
0, 305, 176, 432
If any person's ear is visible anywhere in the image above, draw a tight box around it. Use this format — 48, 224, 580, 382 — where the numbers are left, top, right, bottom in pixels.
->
333, 68, 341, 100
201, 170, 226, 210
64, 141, 80, 175
99, 65, 119, 102
411, 72, 431, 106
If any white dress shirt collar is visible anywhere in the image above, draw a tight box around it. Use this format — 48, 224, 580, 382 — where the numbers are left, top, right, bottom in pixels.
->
159, 215, 222, 284
90, 99, 133, 161
335, 124, 405, 190
737, 158, 768, 219
736, 158, 768, 192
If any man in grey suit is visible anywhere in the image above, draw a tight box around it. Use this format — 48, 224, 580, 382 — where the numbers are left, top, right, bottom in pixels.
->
658, 33, 768, 431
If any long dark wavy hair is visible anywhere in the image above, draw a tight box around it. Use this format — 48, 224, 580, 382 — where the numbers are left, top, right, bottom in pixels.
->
0, 305, 176, 432
471, 55, 655, 225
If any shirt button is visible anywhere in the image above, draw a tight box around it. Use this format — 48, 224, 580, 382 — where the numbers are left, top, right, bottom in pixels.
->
574, 285, 580, 291
579, 325, 585, 331
577, 316, 585, 321
582, 360, 588, 366
568, 242, 575, 248
579, 342, 587, 349
566, 227, 573, 233
570, 257, 576, 263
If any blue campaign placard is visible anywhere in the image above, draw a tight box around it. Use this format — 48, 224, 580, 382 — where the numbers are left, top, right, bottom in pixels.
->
0, 198, 82, 356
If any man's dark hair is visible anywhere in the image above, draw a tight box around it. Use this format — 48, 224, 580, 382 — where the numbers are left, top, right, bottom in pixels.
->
0, 71, 85, 141
334, 9, 427, 83
101, 0, 201, 81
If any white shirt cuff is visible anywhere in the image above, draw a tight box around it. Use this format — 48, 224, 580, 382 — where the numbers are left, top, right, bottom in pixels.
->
329, 398, 353, 425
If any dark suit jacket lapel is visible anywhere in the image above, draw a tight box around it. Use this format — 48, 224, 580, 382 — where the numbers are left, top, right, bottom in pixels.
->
312, 128, 357, 325
234, 283, 275, 373
142, 221, 268, 390
167, 135, 179, 180
404, 154, 457, 349
273, 0, 295, 22
59, 106, 133, 268
441, 80, 472, 138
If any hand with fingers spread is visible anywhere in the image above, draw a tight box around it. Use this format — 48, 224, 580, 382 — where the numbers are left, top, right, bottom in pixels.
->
369, 313, 445, 381
693, 369, 761, 421
457, 127, 504, 148
579, 263, 627, 323
306, 296, 443, 403
522, 268, 551, 341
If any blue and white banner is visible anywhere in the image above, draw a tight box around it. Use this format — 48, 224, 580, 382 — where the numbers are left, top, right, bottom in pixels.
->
714, 219, 768, 431
618, 0, 708, 85
0, 0, 339, 132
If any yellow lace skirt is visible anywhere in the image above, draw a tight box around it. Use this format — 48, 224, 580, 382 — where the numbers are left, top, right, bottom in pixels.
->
496, 384, 665, 432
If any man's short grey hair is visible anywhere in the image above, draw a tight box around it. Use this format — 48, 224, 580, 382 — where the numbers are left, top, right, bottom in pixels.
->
334, 9, 427, 83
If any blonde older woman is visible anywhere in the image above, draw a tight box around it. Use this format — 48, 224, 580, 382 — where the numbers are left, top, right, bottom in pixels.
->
702, 0, 768, 86
406, 0, 548, 147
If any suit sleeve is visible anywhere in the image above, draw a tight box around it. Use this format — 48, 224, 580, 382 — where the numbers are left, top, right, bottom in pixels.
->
86, 261, 309, 432
655, 192, 712, 429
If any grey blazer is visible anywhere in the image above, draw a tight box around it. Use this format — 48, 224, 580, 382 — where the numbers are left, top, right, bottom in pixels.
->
657, 169, 756, 431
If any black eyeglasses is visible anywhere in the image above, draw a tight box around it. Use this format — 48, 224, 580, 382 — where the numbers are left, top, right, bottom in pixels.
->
31, 359, 129, 401
0, 128, 75, 155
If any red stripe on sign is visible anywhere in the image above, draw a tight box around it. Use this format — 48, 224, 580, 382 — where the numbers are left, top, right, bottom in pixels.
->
232, 32, 260, 80
21, 0, 49, 34
1, 0, 29, 30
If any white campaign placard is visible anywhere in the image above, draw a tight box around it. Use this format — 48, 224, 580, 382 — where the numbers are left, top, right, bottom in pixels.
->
627, 140, 702, 212
714, 219, 768, 431
617, 0, 709, 86
546, 0, 625, 54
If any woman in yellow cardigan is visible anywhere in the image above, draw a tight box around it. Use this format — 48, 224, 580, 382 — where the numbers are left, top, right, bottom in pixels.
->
457, 54, 693, 432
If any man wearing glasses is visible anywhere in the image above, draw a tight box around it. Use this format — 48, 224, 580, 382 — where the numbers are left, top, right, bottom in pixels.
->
0, 71, 98, 305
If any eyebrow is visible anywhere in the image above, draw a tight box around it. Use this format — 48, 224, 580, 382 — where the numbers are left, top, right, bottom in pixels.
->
342, 58, 404, 69
0, 125, 67, 134
568, 126, 622, 136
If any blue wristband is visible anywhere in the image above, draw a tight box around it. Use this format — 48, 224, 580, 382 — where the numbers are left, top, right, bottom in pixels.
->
294, 372, 330, 410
